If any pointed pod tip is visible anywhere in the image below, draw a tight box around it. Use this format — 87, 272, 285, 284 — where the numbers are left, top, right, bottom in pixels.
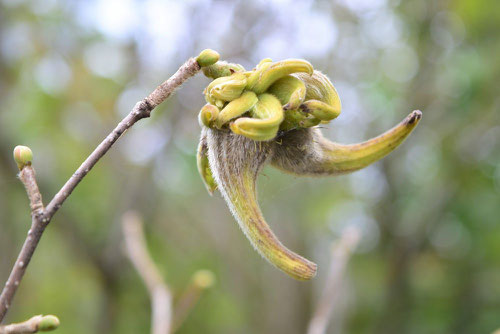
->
291, 261, 318, 281
406, 110, 422, 125
205, 184, 216, 196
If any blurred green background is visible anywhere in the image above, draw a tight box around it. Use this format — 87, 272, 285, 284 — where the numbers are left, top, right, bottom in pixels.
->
1, 0, 499, 333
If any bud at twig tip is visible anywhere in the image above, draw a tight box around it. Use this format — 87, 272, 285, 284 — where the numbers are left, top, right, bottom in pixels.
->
199, 104, 219, 128
192, 269, 215, 289
13, 145, 33, 170
196, 49, 220, 67
38, 315, 60, 331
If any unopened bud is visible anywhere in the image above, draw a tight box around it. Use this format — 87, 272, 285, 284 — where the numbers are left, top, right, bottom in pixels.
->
205, 73, 247, 103
38, 315, 60, 331
192, 269, 215, 289
13, 145, 33, 170
196, 49, 220, 67
199, 104, 220, 128
202, 61, 246, 79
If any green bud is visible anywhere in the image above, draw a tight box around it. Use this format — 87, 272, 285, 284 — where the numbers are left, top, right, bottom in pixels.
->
198, 104, 220, 128
202, 61, 246, 79
205, 73, 247, 103
192, 269, 216, 289
230, 93, 284, 141
247, 59, 314, 94
267, 75, 306, 110
294, 71, 341, 116
255, 58, 272, 70
215, 91, 258, 128
196, 49, 220, 67
13, 145, 33, 170
197, 137, 218, 195
300, 99, 340, 122
38, 315, 60, 331
246, 61, 273, 89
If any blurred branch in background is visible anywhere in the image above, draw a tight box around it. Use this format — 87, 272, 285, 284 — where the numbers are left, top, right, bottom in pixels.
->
122, 212, 215, 334
172, 270, 215, 332
0, 50, 219, 323
1, 0, 500, 332
122, 212, 172, 334
0, 314, 59, 334
307, 227, 361, 334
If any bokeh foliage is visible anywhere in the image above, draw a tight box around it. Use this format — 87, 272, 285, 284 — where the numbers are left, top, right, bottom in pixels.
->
0, 0, 499, 333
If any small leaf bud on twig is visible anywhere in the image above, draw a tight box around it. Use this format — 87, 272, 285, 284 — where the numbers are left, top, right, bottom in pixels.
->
192, 270, 216, 289
196, 49, 220, 67
13, 146, 33, 170
38, 315, 60, 332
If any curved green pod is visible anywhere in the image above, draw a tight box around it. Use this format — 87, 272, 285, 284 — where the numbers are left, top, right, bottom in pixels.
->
267, 75, 306, 111
300, 99, 341, 122
272, 110, 422, 175
293, 70, 341, 115
206, 129, 317, 280
197, 130, 217, 195
248, 59, 314, 94
230, 94, 284, 141
196, 57, 423, 282
215, 91, 258, 128
204, 73, 248, 104
202, 61, 246, 79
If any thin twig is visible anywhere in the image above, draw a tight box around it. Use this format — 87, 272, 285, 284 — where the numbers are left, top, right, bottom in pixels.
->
0, 314, 59, 334
172, 270, 215, 333
307, 227, 361, 334
171, 287, 199, 333
0, 166, 44, 321
0, 56, 202, 323
18, 167, 43, 219
122, 212, 172, 334
43, 57, 200, 219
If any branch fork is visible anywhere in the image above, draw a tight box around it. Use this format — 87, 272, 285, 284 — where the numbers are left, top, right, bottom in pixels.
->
122, 212, 215, 334
0, 49, 220, 324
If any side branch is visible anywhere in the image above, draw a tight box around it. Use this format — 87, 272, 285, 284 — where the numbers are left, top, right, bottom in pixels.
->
0, 314, 59, 334
122, 212, 172, 334
171, 270, 215, 332
0, 50, 218, 323
307, 227, 361, 334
